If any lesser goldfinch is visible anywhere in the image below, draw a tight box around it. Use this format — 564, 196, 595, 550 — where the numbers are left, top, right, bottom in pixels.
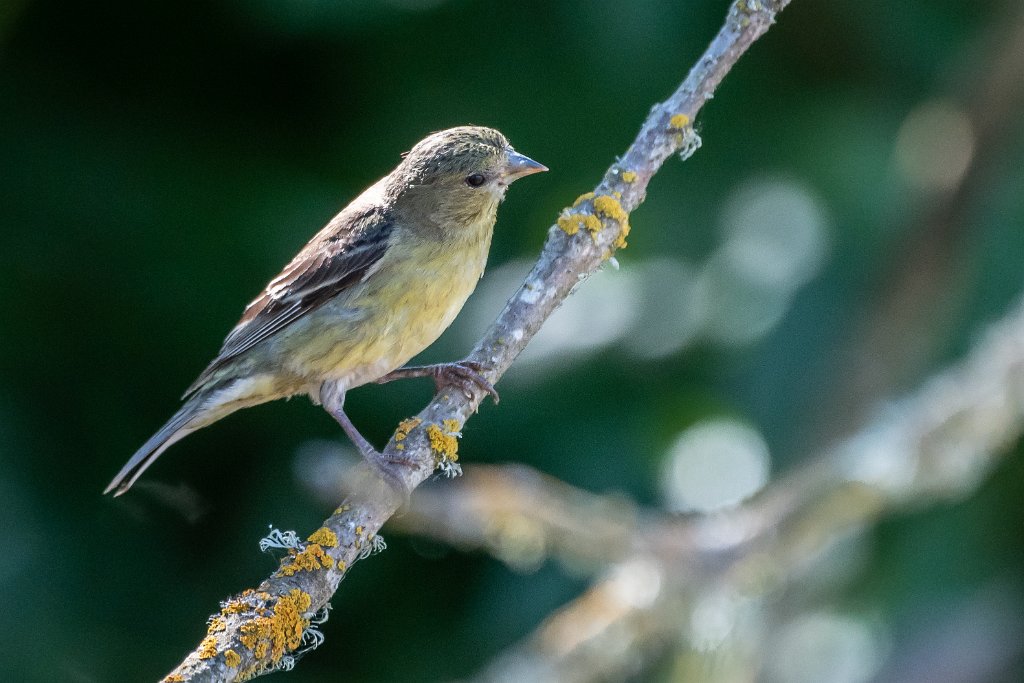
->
105, 126, 546, 496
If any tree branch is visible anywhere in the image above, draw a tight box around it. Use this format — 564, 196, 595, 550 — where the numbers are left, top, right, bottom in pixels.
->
163, 2, 793, 680
473, 288, 1024, 682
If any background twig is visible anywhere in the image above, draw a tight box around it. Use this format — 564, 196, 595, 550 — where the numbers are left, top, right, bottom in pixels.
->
470, 290, 1024, 682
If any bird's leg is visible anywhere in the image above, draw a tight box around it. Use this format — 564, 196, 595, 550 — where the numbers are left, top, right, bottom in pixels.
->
376, 360, 500, 404
319, 381, 415, 493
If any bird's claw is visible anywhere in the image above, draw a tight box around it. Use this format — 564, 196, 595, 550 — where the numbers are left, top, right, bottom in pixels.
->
432, 361, 500, 404
364, 448, 415, 505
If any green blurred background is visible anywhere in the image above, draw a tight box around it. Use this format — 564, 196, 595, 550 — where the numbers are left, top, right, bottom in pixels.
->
2, 0, 1024, 680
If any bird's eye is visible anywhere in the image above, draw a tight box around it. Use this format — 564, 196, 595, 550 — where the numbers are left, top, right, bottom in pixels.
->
465, 174, 487, 187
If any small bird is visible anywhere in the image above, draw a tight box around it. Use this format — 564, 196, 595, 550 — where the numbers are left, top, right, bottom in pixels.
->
105, 126, 546, 496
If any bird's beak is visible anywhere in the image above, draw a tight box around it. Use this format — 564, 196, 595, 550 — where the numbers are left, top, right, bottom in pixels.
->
502, 149, 548, 182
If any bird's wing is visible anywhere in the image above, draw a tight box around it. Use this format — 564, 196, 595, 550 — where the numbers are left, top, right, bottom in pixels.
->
183, 205, 394, 396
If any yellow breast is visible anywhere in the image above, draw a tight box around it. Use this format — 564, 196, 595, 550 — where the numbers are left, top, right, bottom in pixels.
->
283, 214, 495, 390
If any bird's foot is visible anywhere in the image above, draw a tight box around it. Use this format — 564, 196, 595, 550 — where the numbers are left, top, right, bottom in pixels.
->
320, 383, 415, 500
360, 446, 415, 502
377, 361, 499, 404
430, 360, 500, 403
344, 428, 418, 500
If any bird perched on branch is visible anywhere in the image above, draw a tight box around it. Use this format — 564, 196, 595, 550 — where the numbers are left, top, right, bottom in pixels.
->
105, 126, 547, 496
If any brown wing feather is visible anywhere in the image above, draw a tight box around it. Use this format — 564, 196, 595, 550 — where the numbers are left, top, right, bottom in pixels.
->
183, 205, 393, 396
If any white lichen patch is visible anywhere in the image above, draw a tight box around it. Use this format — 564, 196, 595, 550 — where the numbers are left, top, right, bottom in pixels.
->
357, 534, 388, 561
436, 459, 463, 478
678, 127, 703, 161
519, 286, 541, 304
294, 603, 331, 657
259, 527, 301, 552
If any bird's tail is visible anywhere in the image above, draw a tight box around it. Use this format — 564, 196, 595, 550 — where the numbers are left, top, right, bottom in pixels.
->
104, 398, 206, 497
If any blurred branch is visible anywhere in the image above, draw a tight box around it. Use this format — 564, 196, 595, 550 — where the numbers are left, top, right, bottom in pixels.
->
812, 3, 1024, 445
376, 463, 760, 572
163, 1, 793, 680
472, 291, 1024, 682
474, 556, 679, 683
386, 464, 645, 571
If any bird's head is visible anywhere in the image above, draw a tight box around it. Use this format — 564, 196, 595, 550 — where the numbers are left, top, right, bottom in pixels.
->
391, 126, 547, 230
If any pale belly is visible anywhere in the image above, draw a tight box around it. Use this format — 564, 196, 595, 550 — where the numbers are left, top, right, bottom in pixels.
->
278, 240, 488, 393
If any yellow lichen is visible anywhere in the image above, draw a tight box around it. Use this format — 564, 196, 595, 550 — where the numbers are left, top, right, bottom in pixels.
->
443, 418, 461, 433
593, 195, 628, 223
426, 423, 459, 462
273, 590, 311, 659
395, 417, 422, 440
278, 543, 334, 577
394, 417, 422, 444
559, 193, 630, 246
572, 191, 595, 207
239, 589, 312, 664
306, 527, 338, 548
621, 171, 637, 183
221, 599, 247, 615
198, 636, 218, 660
557, 213, 580, 235
223, 589, 268, 614
224, 649, 241, 668
612, 222, 631, 250
591, 195, 631, 250
670, 113, 690, 129
557, 213, 602, 238
240, 620, 270, 656
164, 676, 185, 682
207, 616, 227, 634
